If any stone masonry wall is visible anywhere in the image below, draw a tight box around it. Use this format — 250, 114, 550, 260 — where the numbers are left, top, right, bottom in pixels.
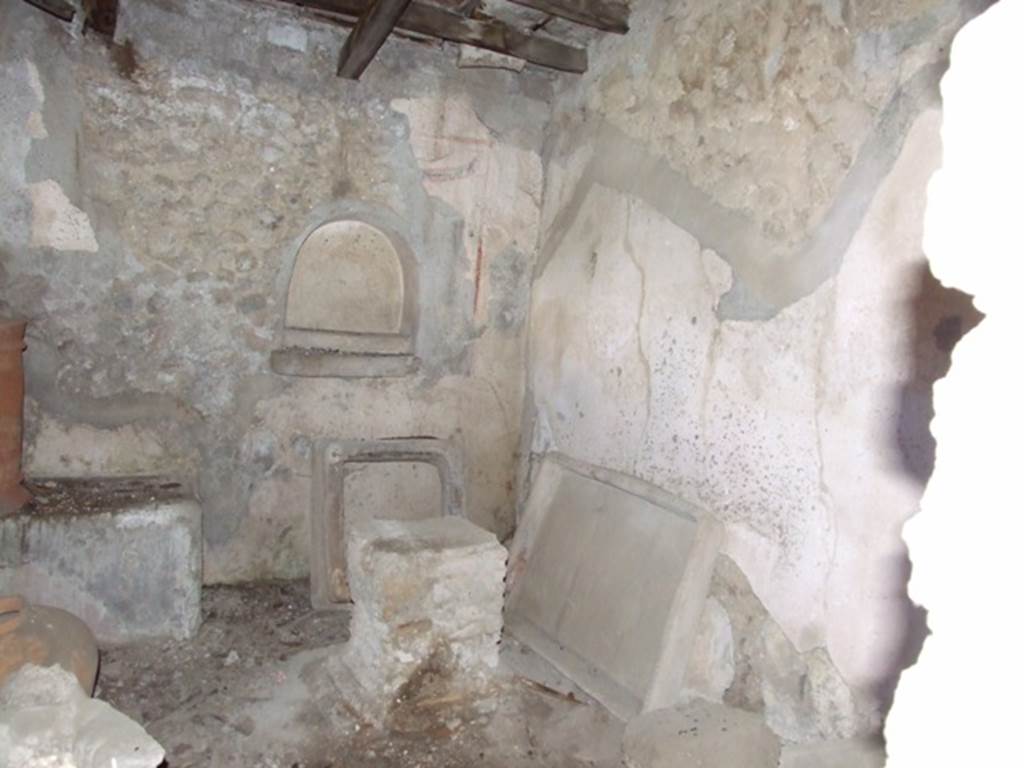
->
527, 0, 986, 738
0, 0, 552, 582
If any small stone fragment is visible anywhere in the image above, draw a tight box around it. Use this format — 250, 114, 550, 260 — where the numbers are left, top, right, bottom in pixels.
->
0, 664, 165, 768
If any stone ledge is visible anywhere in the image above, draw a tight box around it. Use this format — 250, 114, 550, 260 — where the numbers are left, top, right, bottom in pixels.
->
270, 347, 418, 378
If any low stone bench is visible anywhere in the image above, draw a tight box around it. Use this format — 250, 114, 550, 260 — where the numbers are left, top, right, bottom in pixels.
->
0, 477, 201, 644
329, 516, 506, 723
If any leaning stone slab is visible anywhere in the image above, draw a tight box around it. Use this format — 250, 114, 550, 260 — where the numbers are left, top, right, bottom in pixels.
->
505, 453, 723, 720
328, 517, 506, 724
0, 664, 165, 768
0, 477, 202, 643
623, 699, 781, 768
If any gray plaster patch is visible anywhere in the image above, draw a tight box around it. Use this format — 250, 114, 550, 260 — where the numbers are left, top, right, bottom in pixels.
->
28, 179, 99, 252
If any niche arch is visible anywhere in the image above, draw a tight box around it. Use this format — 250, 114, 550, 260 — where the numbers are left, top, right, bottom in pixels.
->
271, 210, 419, 378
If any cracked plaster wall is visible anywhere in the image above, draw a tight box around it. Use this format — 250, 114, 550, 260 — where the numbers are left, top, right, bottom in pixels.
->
0, 0, 549, 582
528, 0, 985, 739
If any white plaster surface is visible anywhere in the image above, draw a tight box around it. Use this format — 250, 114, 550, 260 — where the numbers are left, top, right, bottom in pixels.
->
532, 107, 941, 687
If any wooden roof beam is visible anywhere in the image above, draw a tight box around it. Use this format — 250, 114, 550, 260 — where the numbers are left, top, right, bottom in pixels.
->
21, 0, 119, 36
278, 0, 587, 73
336, 0, 414, 78
506, 0, 629, 34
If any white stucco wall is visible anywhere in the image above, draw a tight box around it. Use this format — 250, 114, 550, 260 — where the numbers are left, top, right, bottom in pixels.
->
528, 0, 983, 736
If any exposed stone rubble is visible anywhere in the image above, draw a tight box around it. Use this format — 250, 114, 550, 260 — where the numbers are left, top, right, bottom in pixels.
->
328, 517, 507, 724
684, 555, 875, 743
0, 664, 165, 768
622, 699, 781, 768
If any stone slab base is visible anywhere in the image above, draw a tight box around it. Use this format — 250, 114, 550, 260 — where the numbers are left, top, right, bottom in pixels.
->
623, 700, 781, 768
0, 477, 202, 644
780, 738, 886, 768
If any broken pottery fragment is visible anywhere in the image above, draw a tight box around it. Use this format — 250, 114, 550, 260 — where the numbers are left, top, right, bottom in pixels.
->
0, 594, 99, 694
0, 320, 31, 515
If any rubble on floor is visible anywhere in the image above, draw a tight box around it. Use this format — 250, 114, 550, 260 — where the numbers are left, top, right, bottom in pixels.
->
94, 581, 623, 768
0, 664, 165, 768
84, 576, 875, 768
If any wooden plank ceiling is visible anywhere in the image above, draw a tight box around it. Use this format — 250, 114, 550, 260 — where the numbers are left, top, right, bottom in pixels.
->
19, 0, 629, 76
278, 0, 629, 76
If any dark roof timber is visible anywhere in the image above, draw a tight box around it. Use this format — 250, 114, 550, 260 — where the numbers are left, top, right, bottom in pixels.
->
22, 0, 119, 36
21, 0, 624, 77
336, 0, 416, 78
508, 0, 628, 34
284, 0, 590, 74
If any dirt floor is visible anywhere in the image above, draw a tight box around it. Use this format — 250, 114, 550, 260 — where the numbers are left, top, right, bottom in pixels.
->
96, 581, 624, 768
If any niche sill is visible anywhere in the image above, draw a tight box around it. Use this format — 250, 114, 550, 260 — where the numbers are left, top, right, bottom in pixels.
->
270, 347, 417, 378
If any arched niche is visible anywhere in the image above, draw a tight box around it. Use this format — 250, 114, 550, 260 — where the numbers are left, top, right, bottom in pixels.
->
271, 216, 418, 378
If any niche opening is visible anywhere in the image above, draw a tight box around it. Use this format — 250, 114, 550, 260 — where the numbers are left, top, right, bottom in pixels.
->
271, 219, 418, 378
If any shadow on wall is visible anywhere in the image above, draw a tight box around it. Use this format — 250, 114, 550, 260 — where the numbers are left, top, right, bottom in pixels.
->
883, 259, 983, 708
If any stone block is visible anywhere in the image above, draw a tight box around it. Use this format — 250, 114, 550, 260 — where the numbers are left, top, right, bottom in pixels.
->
0, 478, 202, 644
623, 700, 781, 768
329, 517, 506, 723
